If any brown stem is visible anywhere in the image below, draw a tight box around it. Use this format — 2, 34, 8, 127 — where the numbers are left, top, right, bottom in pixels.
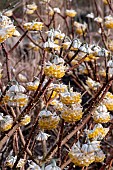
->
66, 53, 88, 72
57, 119, 64, 165
9, 30, 28, 53
1, 43, 11, 82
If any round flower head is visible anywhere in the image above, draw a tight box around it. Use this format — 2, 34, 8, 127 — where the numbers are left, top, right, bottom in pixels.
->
39, 110, 60, 130
53, 83, 67, 93
26, 79, 39, 91
86, 77, 101, 91
5, 156, 17, 168
93, 104, 110, 123
104, 98, 113, 111
103, 92, 113, 111
0, 114, 13, 132
9, 84, 26, 93
9, 93, 28, 107
61, 104, 83, 123
36, 131, 50, 141
69, 139, 105, 167
82, 141, 105, 163
0, 14, 12, 28
68, 141, 95, 167
87, 123, 109, 140
105, 92, 113, 99
26, 3, 37, 11
86, 13, 94, 19
6, 156, 25, 168
94, 16, 103, 23
105, 15, 113, 29
20, 115, 31, 126
0, 26, 15, 43
60, 88, 81, 104
74, 22, 87, 35
66, 9, 77, 17
44, 56, 66, 79
23, 21, 43, 31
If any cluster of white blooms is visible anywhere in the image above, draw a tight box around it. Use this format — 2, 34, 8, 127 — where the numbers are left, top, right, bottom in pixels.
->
69, 140, 105, 167
3, 84, 28, 107
5, 155, 25, 168
0, 14, 19, 43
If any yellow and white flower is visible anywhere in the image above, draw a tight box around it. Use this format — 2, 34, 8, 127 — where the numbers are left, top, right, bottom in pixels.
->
44, 56, 66, 79
103, 92, 113, 111
69, 140, 105, 167
93, 104, 110, 123
61, 104, 83, 122
20, 115, 31, 126
105, 15, 113, 29
87, 124, 109, 140
26, 79, 39, 91
6, 156, 25, 168
74, 22, 87, 35
36, 131, 50, 141
0, 113, 13, 132
26, 3, 37, 11
39, 110, 60, 130
23, 22, 43, 31
86, 77, 101, 91
9, 84, 26, 93
66, 9, 77, 17
94, 16, 103, 23
60, 88, 81, 104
